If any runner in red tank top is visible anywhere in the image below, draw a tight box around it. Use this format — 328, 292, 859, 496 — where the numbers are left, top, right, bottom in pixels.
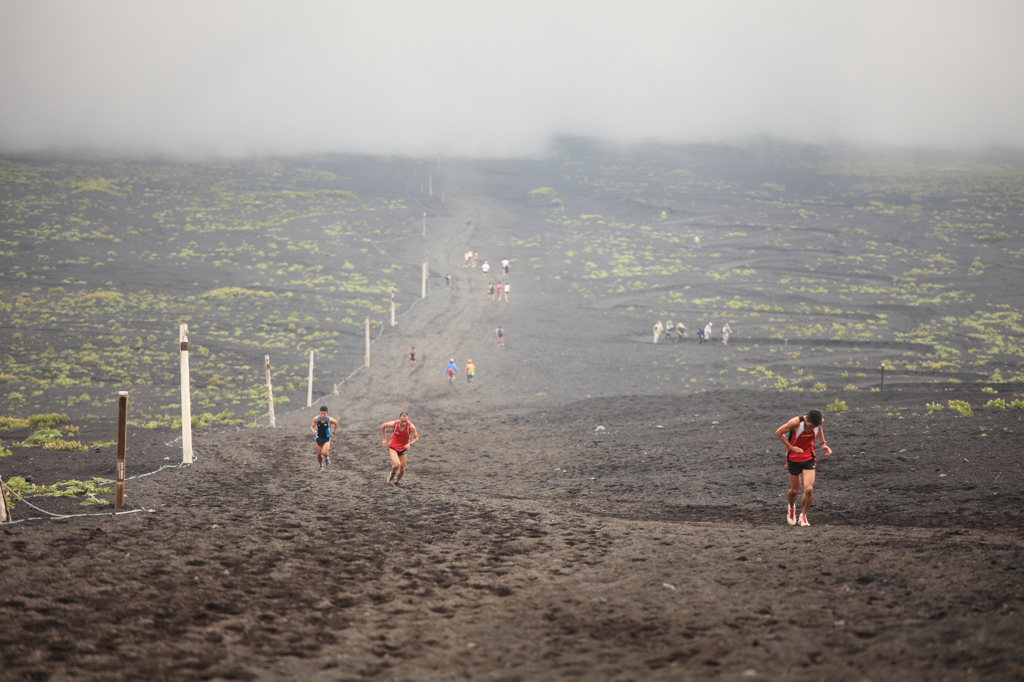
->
775, 409, 833, 527
381, 412, 419, 487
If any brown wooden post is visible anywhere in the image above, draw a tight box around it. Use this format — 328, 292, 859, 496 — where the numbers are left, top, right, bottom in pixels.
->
880, 365, 885, 391
0, 475, 12, 523
115, 391, 128, 508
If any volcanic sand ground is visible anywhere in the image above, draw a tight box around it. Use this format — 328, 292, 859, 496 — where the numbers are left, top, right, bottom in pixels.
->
2, 150, 1024, 681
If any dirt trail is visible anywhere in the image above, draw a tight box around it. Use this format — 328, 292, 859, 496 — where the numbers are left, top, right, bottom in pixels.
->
2, 160, 1024, 681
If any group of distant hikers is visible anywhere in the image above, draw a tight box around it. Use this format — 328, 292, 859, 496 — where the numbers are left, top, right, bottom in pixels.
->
653, 320, 732, 345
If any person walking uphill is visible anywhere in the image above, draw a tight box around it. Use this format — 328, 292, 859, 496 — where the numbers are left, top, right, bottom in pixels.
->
445, 358, 458, 384
775, 409, 833, 527
310, 406, 339, 471
382, 412, 419, 486
464, 359, 476, 383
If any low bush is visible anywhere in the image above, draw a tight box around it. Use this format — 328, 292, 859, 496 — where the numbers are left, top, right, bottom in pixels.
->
23, 428, 62, 446
27, 413, 68, 427
827, 399, 848, 413
948, 400, 973, 417
0, 417, 29, 429
42, 440, 89, 452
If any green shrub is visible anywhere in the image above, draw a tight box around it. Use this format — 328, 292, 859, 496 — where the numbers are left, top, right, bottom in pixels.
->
27, 413, 68, 427
0, 373, 18, 382
0, 443, 12, 457
948, 400, 973, 417
844, 384, 859, 391
0, 417, 29, 429
983, 398, 1007, 409
827, 399, 848, 413
810, 382, 827, 392
528, 187, 557, 197
1009, 399, 1024, 410
42, 439, 89, 452
925, 402, 943, 413
23, 428, 62, 446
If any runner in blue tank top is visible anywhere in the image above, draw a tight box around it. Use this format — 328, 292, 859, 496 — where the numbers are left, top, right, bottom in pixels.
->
310, 406, 339, 471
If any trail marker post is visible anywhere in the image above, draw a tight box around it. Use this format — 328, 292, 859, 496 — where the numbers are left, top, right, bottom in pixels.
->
307, 350, 314, 408
115, 391, 128, 508
429, 175, 433, 197
365, 318, 371, 367
880, 364, 885, 391
179, 324, 193, 464
265, 355, 276, 428
390, 289, 396, 327
0, 475, 11, 523
421, 262, 427, 298
422, 212, 426, 237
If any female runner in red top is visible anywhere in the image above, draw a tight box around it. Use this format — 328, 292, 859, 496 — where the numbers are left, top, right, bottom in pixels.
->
381, 412, 419, 486
775, 409, 832, 527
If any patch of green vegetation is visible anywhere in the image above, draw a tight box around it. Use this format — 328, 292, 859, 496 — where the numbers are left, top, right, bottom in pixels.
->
827, 399, 848, 413
983, 398, 1007, 409
528, 187, 557, 197
27, 413, 68, 427
948, 400, 973, 417
42, 439, 89, 451
22, 428, 63, 446
925, 402, 944, 414
2, 475, 113, 508
0, 417, 29, 429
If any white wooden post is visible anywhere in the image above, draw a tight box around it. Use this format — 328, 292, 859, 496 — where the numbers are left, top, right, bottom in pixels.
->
0, 475, 11, 523
422, 262, 427, 298
390, 289, 396, 327
429, 175, 433, 197
265, 354, 276, 428
365, 318, 371, 367
306, 350, 314, 408
179, 324, 193, 463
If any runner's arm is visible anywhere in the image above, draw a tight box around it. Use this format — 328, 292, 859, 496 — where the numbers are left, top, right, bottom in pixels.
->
381, 421, 393, 445
408, 424, 419, 447
311, 418, 318, 434
775, 417, 802, 452
817, 426, 832, 456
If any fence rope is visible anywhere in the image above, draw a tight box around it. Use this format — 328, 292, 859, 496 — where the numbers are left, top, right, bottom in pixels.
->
0, 478, 156, 524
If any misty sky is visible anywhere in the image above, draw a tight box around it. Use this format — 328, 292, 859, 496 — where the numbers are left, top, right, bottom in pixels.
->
2, 0, 1022, 158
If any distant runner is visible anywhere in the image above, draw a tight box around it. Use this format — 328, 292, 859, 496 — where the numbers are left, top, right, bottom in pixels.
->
310, 406, 339, 471
501, 259, 510, 276
487, 282, 496, 301
409, 347, 416, 368
382, 412, 419, 487
464, 359, 476, 383
445, 358, 458, 384
445, 274, 451, 290
482, 261, 490, 275
502, 281, 510, 302
775, 409, 833, 527
495, 326, 504, 346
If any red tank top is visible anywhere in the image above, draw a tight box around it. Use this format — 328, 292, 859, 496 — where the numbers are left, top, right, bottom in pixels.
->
389, 421, 413, 450
787, 419, 818, 462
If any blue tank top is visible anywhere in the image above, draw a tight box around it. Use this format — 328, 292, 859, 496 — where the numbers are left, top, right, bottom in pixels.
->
316, 416, 331, 439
